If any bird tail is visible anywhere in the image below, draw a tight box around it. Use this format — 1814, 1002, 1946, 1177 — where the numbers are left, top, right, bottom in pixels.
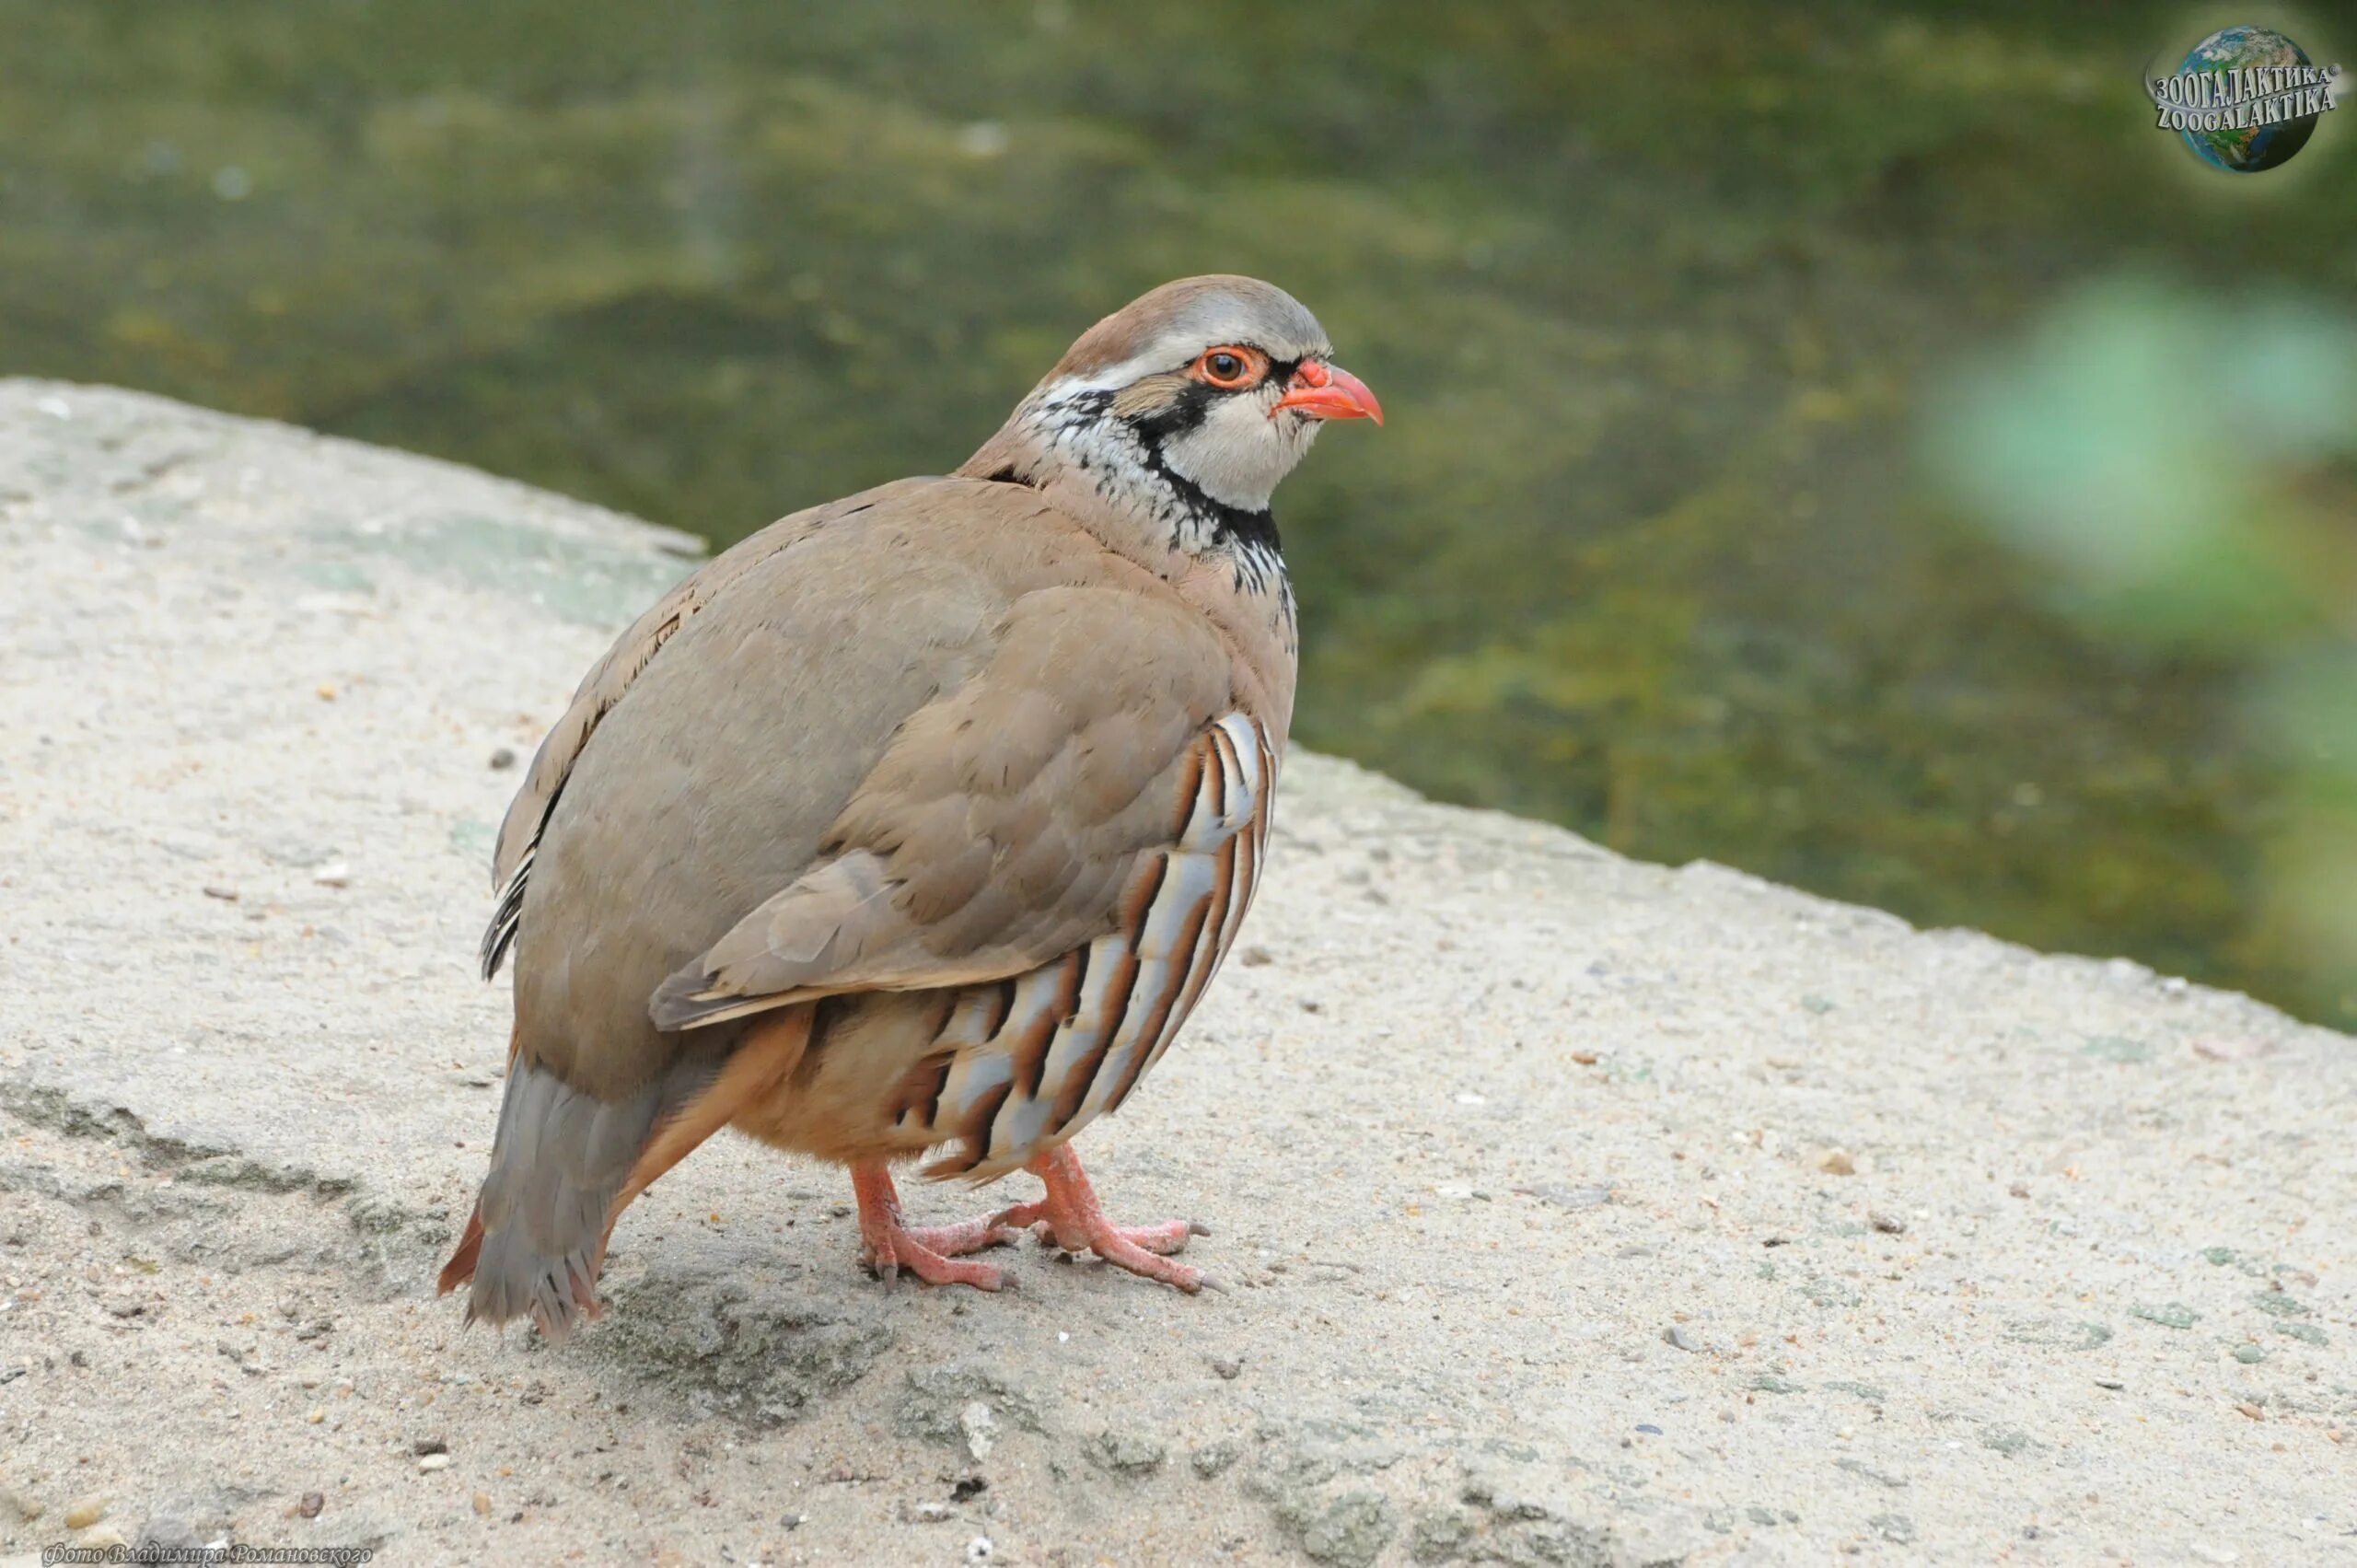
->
436, 1009, 815, 1340
437, 1059, 674, 1341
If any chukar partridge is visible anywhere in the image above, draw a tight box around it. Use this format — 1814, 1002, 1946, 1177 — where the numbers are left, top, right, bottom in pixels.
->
439, 275, 1380, 1336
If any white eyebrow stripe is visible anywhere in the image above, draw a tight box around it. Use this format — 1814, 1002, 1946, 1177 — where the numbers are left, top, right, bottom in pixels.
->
1042, 328, 1329, 397
1040, 336, 1204, 396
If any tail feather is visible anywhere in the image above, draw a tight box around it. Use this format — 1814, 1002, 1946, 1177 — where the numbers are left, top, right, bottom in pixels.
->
435, 1209, 486, 1297
439, 1058, 697, 1341
437, 1008, 817, 1341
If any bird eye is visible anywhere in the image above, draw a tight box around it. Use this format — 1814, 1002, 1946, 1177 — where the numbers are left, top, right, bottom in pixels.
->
1194, 346, 1263, 389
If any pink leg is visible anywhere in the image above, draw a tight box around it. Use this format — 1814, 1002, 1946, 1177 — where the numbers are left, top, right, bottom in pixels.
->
991, 1144, 1216, 1294
850, 1162, 1019, 1290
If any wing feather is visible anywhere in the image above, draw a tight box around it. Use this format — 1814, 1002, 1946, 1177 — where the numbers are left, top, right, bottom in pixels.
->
647, 586, 1263, 1031
478, 484, 915, 978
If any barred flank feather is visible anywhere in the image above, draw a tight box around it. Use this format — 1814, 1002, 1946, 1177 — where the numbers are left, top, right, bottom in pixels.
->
916, 714, 1273, 1181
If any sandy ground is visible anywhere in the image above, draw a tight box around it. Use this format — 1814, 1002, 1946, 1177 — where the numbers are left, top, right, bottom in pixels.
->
0, 380, 2351, 1567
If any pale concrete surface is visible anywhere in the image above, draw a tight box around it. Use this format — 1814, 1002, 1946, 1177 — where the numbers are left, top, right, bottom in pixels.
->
0, 379, 2350, 1567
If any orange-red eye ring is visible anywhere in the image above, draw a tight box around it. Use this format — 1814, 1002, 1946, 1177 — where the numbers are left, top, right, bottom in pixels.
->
1192, 344, 1268, 390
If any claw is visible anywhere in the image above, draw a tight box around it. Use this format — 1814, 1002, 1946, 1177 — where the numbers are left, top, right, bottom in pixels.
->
998, 1144, 1221, 1295
845, 1149, 1218, 1296
851, 1162, 1014, 1292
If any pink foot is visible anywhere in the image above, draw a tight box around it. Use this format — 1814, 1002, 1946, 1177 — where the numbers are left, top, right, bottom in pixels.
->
991, 1144, 1217, 1294
851, 1163, 1020, 1290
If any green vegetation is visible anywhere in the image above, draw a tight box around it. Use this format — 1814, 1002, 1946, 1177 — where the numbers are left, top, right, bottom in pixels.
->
2, 2, 2349, 1019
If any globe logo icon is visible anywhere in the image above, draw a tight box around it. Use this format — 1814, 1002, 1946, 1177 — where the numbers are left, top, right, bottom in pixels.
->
2149, 25, 2342, 173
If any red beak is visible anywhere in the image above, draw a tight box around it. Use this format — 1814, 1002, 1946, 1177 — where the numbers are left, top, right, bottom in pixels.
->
1271, 360, 1384, 425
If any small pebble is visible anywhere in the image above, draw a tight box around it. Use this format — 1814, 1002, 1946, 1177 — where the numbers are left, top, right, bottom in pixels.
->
967, 1537, 994, 1563
311, 862, 352, 888
297, 1492, 324, 1519
1869, 1211, 1906, 1235
1663, 1325, 1701, 1353
489, 746, 517, 770
203, 885, 239, 901
1190, 1440, 1241, 1478
959, 1400, 996, 1463
472, 1491, 492, 1516
108, 1499, 168, 1548
2008, 1180, 2032, 1199
413, 1437, 448, 1457
1817, 1149, 1856, 1176
417, 1454, 452, 1473
64, 1495, 109, 1529
1210, 1355, 1243, 1380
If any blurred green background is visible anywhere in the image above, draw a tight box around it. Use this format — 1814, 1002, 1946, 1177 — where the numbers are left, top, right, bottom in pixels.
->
4, 2, 2351, 1023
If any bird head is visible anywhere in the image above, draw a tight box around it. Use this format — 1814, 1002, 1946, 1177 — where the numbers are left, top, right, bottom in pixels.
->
970, 275, 1380, 556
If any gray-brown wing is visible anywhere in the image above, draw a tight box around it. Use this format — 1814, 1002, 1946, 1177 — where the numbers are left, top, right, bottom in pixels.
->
479, 478, 940, 979
646, 583, 1263, 1030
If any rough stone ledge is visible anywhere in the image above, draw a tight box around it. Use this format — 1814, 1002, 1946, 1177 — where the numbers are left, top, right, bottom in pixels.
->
1, 380, 2350, 1565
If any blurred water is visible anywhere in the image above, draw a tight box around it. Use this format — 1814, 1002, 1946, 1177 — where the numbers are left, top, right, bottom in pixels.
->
3, 1, 2349, 1020
1928, 279, 2357, 1016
